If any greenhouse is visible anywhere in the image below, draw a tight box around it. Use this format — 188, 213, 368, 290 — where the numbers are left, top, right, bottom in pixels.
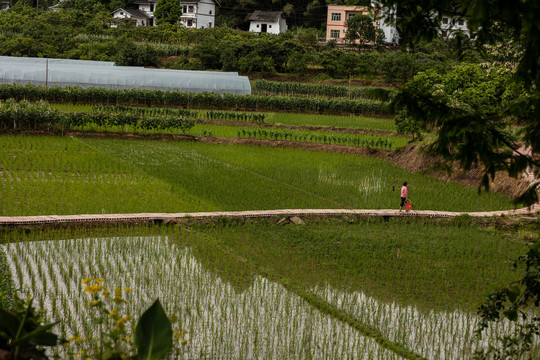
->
0, 56, 251, 95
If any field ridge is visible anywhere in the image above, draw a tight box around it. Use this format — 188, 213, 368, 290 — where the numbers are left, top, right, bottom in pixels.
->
1, 205, 539, 226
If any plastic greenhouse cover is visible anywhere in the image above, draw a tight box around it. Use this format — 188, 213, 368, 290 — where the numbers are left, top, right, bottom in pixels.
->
0, 56, 116, 67
0, 58, 251, 95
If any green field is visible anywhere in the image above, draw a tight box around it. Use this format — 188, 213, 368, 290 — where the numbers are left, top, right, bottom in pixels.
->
0, 134, 515, 216
50, 104, 397, 131
0, 222, 533, 359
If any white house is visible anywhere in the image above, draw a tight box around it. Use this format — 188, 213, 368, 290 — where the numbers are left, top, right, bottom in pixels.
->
112, 0, 157, 27
248, 11, 287, 34
180, 0, 218, 29
0, 1, 10, 10
440, 15, 469, 38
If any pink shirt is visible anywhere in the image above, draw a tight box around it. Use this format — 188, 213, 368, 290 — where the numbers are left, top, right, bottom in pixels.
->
401, 186, 407, 198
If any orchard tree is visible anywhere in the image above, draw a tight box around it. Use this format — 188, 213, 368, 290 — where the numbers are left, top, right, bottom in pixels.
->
344, 14, 376, 47
154, 0, 182, 26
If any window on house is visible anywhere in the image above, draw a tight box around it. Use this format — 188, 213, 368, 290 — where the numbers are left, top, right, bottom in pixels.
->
331, 13, 341, 21
188, 6, 194, 13
183, 6, 187, 13
150, 4, 154, 11
458, 19, 464, 25
209, 22, 212, 27
330, 29, 340, 38
209, 10, 212, 14
348, 13, 355, 19
269, 25, 272, 28
120, 11, 124, 15
257, 24, 260, 28
442, 17, 448, 24
187, 19, 193, 26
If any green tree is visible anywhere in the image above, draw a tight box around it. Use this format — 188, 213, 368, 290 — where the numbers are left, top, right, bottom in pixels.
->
344, 14, 376, 47
154, 0, 181, 26
378, 1, 540, 357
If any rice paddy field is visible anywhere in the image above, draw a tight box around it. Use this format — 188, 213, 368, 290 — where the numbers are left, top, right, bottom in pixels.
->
0, 134, 515, 216
1, 99, 538, 359
0, 222, 535, 359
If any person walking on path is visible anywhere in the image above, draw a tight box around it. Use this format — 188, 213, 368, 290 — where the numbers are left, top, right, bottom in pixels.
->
399, 182, 409, 212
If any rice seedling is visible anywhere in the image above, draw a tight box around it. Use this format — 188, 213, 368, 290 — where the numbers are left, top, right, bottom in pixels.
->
0, 134, 515, 216
2, 233, 405, 359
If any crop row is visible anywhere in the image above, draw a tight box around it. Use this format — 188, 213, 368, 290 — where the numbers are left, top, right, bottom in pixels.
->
92, 105, 198, 119
204, 110, 266, 123
0, 84, 392, 116
0, 100, 195, 133
237, 128, 396, 150
252, 80, 397, 102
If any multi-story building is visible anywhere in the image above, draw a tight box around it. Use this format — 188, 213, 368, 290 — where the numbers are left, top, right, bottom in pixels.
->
112, 0, 217, 28
112, 0, 157, 26
180, 0, 218, 29
326, 4, 384, 44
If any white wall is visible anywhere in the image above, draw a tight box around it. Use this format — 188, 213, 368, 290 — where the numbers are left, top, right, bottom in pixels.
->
196, 0, 216, 28
249, 20, 283, 34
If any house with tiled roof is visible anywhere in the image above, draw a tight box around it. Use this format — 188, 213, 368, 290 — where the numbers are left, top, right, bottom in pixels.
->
248, 10, 287, 34
112, 0, 157, 26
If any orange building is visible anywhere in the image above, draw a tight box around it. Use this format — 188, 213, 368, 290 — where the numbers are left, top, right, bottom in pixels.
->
326, 4, 380, 44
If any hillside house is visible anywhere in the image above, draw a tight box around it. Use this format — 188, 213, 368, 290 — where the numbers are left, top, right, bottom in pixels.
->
0, 1, 10, 10
440, 15, 469, 38
180, 0, 218, 29
112, 0, 157, 26
326, 5, 381, 44
248, 11, 288, 34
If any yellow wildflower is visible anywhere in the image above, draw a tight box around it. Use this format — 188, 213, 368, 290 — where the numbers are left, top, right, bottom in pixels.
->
181, 339, 188, 345
122, 287, 133, 292
82, 278, 92, 285
122, 337, 131, 341
116, 315, 132, 325
109, 309, 118, 317
102, 289, 110, 298
94, 278, 104, 284
84, 285, 103, 295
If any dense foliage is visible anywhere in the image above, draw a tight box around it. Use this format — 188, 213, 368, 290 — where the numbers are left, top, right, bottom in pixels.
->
252, 80, 396, 101
0, 99, 196, 133
0, 6, 477, 81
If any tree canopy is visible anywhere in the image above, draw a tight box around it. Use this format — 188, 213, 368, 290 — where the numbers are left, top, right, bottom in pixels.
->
154, 0, 182, 26
344, 14, 376, 47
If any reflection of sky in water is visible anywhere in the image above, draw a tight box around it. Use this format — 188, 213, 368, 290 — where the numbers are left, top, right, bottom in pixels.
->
319, 167, 385, 194
4, 237, 402, 360
5, 236, 535, 360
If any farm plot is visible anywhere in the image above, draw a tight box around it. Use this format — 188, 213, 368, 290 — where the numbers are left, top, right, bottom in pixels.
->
0, 135, 515, 215
50, 104, 396, 132
1, 221, 534, 359
196, 125, 406, 149
2, 235, 405, 360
